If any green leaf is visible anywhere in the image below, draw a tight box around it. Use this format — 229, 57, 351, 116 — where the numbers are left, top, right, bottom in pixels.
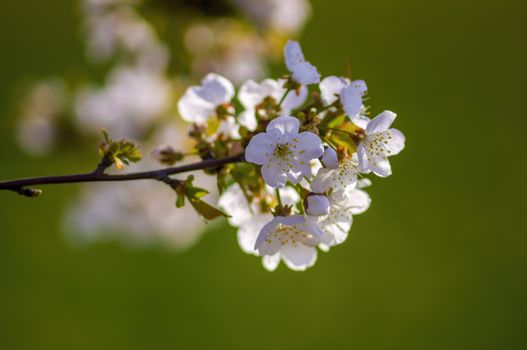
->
188, 198, 229, 220
101, 128, 111, 143
185, 186, 209, 199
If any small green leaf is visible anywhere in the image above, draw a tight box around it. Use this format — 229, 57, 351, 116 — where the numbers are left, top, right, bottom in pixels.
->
176, 192, 185, 208
102, 128, 111, 143
188, 198, 229, 220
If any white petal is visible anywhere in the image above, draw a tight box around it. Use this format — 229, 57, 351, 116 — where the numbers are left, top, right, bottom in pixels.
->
350, 114, 371, 129
218, 184, 251, 226
291, 62, 320, 85
278, 186, 301, 207
286, 157, 310, 184
266, 115, 299, 144
320, 76, 349, 105
280, 245, 318, 271
350, 80, 367, 94
284, 40, 305, 72
238, 79, 282, 109
261, 158, 288, 188
320, 146, 339, 169
385, 128, 405, 155
370, 158, 392, 177
254, 217, 280, 252
217, 116, 240, 139
262, 254, 281, 271
296, 131, 324, 160
238, 110, 258, 131
238, 213, 273, 255
345, 189, 371, 215
318, 210, 352, 249
294, 215, 325, 239
197, 73, 234, 105
177, 88, 215, 123
245, 133, 274, 165
357, 178, 372, 189
340, 85, 363, 117
366, 111, 397, 134
281, 83, 308, 113
357, 144, 371, 174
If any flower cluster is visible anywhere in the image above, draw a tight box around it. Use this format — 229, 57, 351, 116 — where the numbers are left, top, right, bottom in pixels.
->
172, 40, 405, 271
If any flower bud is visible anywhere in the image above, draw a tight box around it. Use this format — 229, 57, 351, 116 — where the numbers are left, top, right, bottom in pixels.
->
304, 194, 330, 216
320, 146, 339, 169
151, 144, 183, 165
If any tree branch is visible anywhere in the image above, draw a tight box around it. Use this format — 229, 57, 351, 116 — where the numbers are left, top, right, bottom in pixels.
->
0, 153, 245, 195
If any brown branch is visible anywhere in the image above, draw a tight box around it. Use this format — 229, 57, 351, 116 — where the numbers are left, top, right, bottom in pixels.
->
0, 154, 245, 196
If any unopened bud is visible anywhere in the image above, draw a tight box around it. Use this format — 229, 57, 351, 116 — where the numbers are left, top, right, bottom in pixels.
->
304, 194, 330, 216
17, 187, 43, 198
320, 146, 339, 169
151, 144, 184, 165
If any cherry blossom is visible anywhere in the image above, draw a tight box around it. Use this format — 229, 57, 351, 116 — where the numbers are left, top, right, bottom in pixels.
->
245, 115, 324, 188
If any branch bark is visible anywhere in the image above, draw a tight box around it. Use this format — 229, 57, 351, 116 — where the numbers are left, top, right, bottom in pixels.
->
0, 154, 245, 195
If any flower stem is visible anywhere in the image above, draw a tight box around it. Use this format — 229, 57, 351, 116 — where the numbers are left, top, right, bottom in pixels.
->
277, 88, 291, 108
275, 188, 283, 208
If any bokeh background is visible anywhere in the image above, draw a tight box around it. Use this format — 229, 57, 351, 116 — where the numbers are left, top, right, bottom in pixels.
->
1, 0, 527, 349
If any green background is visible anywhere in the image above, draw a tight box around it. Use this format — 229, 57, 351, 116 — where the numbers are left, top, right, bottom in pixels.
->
1, 0, 526, 349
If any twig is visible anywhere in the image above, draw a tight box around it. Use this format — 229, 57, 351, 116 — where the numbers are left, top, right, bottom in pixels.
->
0, 154, 245, 196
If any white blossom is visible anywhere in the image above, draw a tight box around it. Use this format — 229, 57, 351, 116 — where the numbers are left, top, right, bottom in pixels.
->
284, 40, 320, 85
16, 79, 67, 156
357, 111, 405, 177
218, 184, 300, 271
83, 2, 163, 65
317, 183, 371, 251
311, 168, 372, 251
75, 65, 171, 138
231, 0, 311, 34
245, 115, 324, 188
254, 215, 323, 271
177, 73, 235, 124
238, 78, 307, 130
182, 21, 268, 84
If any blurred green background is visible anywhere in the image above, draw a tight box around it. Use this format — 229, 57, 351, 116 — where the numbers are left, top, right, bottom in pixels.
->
1, 0, 526, 349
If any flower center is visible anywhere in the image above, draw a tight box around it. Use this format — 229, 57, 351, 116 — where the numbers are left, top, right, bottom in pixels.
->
273, 144, 293, 160
265, 224, 309, 247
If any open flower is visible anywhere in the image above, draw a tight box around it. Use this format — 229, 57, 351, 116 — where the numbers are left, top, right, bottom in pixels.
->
238, 78, 307, 130
177, 73, 235, 123
357, 111, 405, 177
245, 115, 324, 188
284, 40, 320, 85
316, 181, 372, 251
218, 184, 300, 271
254, 215, 323, 271
310, 162, 372, 251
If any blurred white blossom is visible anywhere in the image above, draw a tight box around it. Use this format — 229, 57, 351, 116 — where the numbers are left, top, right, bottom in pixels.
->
75, 65, 171, 138
232, 0, 311, 34
16, 79, 67, 156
